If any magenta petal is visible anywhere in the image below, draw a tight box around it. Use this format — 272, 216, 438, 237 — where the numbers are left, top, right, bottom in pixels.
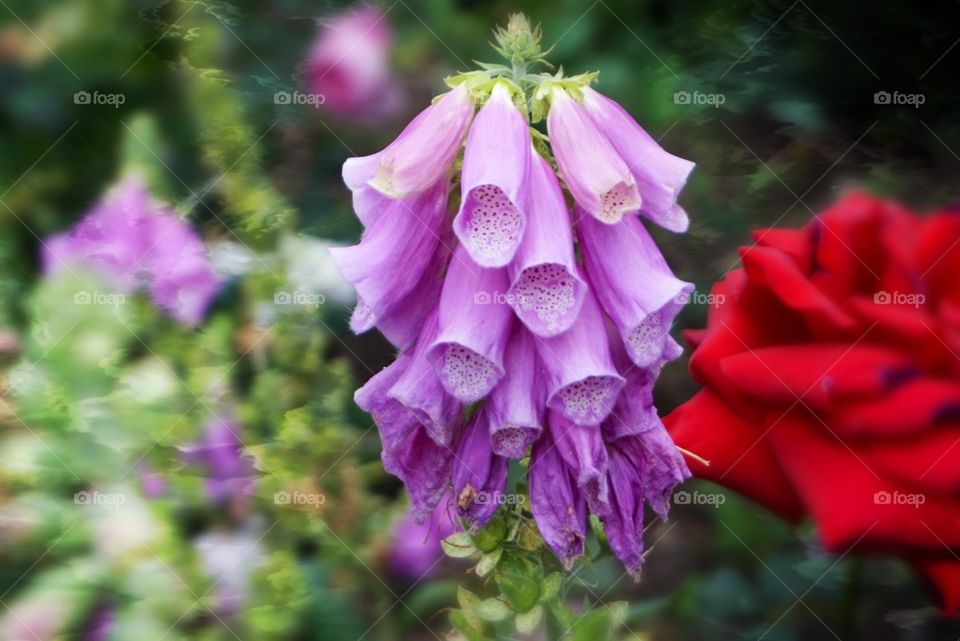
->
507, 153, 586, 336
529, 428, 587, 569
487, 326, 542, 458
537, 287, 625, 425
601, 368, 661, 441
389, 309, 463, 446
368, 85, 473, 199
453, 82, 530, 267
548, 412, 610, 516
578, 212, 692, 367
331, 179, 450, 329
603, 443, 646, 576
365, 235, 450, 350
582, 88, 695, 232
428, 247, 511, 402
452, 407, 509, 528
547, 88, 640, 224
342, 152, 387, 227
355, 356, 454, 520
612, 427, 690, 520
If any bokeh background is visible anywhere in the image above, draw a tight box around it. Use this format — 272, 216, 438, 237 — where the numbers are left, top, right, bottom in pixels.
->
1, 1, 960, 639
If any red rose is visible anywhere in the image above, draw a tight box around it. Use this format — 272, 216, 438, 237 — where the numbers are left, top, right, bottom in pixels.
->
665, 192, 960, 611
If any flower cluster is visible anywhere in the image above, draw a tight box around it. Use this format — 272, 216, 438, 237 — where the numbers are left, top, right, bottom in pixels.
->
333, 16, 694, 574
43, 176, 222, 325
666, 192, 960, 610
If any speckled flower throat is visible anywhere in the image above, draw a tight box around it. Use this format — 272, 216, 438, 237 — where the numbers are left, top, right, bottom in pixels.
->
332, 14, 695, 574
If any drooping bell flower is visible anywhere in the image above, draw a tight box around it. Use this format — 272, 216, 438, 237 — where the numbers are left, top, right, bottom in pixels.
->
547, 87, 641, 224
335, 14, 695, 574
451, 405, 509, 527
581, 87, 695, 232
388, 496, 460, 581
305, 6, 402, 121
367, 84, 474, 199
43, 176, 222, 326
453, 81, 530, 267
507, 152, 586, 337
578, 211, 693, 367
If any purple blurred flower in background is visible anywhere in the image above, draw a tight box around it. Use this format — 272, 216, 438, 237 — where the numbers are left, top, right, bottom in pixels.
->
181, 415, 257, 509
387, 496, 459, 581
81, 599, 115, 641
336, 28, 694, 573
305, 6, 402, 121
43, 176, 222, 325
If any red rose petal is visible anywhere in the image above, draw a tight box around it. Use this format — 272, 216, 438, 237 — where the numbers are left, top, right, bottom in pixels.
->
768, 416, 960, 554
862, 427, 960, 495
664, 389, 805, 522
914, 559, 960, 614
833, 378, 960, 439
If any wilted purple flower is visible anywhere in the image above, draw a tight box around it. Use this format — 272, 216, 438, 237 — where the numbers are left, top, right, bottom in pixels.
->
181, 415, 257, 507
305, 6, 402, 121
335, 18, 695, 575
388, 496, 459, 581
43, 176, 222, 325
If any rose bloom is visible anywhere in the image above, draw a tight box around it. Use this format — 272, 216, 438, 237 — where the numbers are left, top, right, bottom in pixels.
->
666, 192, 960, 611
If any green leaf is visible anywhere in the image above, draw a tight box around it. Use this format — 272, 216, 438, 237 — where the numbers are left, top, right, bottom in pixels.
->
572, 608, 611, 641
472, 511, 507, 552
495, 554, 541, 613
457, 586, 481, 611
540, 572, 563, 602
515, 604, 543, 634
442, 532, 478, 558
450, 609, 491, 641
476, 547, 502, 578
475, 598, 511, 622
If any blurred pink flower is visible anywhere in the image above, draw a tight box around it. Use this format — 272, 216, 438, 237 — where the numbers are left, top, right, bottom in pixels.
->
305, 6, 402, 120
387, 496, 459, 581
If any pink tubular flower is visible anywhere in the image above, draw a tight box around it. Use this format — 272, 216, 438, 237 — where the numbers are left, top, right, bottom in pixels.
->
43, 176, 222, 325
367, 85, 474, 199
453, 82, 530, 267
306, 7, 401, 121
581, 87, 695, 232
547, 87, 641, 224
335, 17, 695, 575
507, 153, 587, 336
